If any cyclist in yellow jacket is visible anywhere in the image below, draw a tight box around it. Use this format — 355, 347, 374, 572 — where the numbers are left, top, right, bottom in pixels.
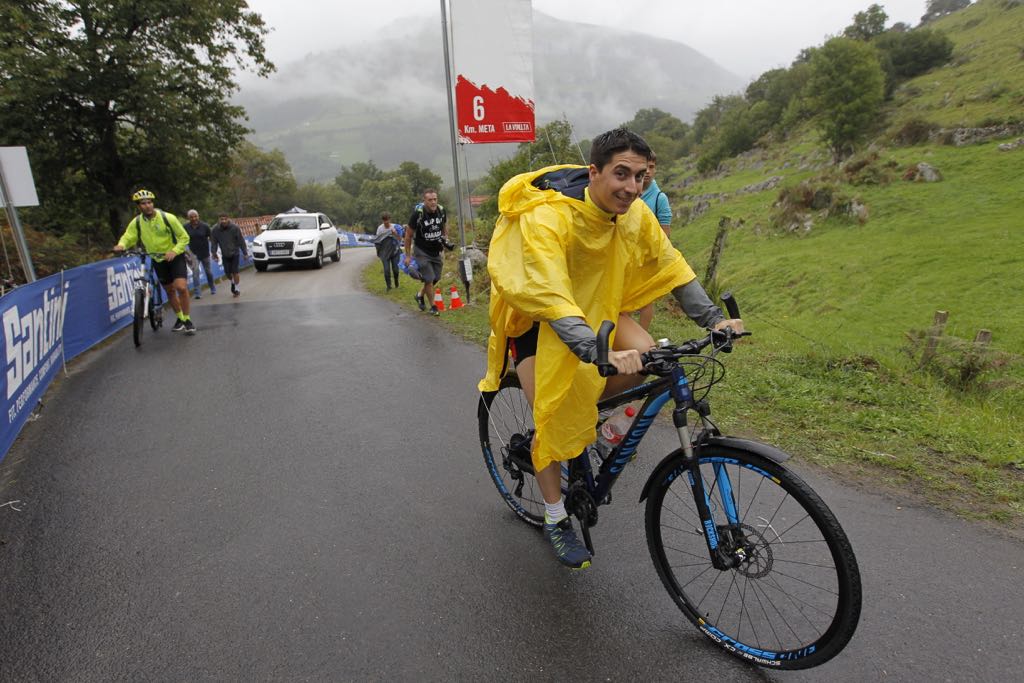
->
479, 129, 743, 569
113, 189, 196, 334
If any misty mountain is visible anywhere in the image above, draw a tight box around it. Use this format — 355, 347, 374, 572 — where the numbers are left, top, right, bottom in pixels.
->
235, 11, 744, 182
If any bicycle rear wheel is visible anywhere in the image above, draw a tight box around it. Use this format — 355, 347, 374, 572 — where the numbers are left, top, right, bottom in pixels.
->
645, 446, 861, 670
133, 289, 145, 347
478, 373, 544, 527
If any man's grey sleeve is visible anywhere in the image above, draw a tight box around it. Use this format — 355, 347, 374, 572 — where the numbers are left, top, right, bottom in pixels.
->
550, 317, 598, 363
672, 280, 725, 329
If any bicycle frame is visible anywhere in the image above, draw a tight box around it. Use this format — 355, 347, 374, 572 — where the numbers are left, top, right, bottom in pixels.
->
568, 363, 749, 570
131, 254, 165, 308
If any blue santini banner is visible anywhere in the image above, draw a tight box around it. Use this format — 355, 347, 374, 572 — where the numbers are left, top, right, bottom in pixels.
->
1, 263, 115, 461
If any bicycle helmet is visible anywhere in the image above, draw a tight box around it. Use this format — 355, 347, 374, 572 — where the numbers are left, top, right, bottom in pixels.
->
132, 188, 156, 202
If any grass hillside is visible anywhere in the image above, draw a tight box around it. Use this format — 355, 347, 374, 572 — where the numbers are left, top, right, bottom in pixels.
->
655, 0, 1024, 527
365, 0, 1024, 530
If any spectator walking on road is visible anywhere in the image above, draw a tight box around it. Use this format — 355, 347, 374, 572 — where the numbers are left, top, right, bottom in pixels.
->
374, 212, 403, 291
113, 188, 196, 334
212, 213, 249, 298
185, 210, 217, 299
404, 188, 451, 316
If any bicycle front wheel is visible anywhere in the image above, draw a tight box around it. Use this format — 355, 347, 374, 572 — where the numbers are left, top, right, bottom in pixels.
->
645, 446, 861, 670
133, 289, 145, 347
478, 373, 544, 527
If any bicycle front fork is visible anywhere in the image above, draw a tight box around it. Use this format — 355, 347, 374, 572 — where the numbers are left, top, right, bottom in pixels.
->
675, 406, 748, 571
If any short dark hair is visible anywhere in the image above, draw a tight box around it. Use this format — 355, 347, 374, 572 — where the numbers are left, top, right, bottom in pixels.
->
422, 188, 438, 197
589, 128, 652, 170
380, 212, 390, 220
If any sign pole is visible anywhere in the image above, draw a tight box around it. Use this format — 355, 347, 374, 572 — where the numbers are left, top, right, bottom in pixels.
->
440, 0, 472, 302
0, 163, 36, 283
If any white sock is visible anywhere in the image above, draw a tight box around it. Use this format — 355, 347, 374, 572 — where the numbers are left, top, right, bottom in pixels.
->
544, 500, 568, 525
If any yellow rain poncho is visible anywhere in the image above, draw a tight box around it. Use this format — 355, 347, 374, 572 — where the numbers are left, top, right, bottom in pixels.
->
478, 165, 697, 472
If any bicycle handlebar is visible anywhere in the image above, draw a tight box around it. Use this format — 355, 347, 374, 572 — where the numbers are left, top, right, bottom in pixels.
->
595, 293, 750, 378
595, 320, 617, 377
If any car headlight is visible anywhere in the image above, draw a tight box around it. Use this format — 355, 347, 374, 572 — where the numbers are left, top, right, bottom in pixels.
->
298, 238, 315, 246
252, 241, 264, 249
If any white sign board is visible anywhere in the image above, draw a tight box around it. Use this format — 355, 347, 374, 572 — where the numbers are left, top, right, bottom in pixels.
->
450, 0, 534, 144
0, 147, 40, 208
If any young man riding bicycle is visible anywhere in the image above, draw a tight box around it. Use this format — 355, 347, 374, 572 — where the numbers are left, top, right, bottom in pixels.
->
479, 128, 743, 569
113, 189, 197, 334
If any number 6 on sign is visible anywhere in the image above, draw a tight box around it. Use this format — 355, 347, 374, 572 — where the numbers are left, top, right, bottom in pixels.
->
473, 95, 485, 121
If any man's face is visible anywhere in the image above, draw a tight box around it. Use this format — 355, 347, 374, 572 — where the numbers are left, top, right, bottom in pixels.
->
588, 151, 649, 215
137, 199, 155, 217
219, 216, 229, 226
423, 193, 438, 211
643, 160, 656, 192
188, 214, 199, 225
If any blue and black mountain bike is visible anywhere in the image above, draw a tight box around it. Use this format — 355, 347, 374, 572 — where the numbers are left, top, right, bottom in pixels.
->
120, 249, 165, 347
478, 294, 861, 670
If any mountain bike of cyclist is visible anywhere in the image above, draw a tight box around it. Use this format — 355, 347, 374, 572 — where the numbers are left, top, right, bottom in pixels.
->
478, 128, 743, 569
113, 189, 197, 334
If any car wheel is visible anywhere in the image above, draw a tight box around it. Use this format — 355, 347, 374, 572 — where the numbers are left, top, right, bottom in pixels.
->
330, 240, 341, 262
313, 245, 324, 269
255, 262, 268, 272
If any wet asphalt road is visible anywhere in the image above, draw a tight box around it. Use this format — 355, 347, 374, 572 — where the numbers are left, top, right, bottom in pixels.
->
0, 247, 1021, 681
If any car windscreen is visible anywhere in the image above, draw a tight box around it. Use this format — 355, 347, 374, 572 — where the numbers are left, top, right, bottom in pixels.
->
267, 216, 317, 231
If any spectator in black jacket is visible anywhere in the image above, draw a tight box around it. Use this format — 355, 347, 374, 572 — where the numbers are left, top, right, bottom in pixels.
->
211, 213, 249, 298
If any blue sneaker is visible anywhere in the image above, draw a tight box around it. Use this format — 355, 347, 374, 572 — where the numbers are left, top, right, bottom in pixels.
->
544, 517, 592, 569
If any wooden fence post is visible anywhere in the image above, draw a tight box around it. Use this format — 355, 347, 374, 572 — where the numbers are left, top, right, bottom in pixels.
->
704, 216, 730, 284
918, 310, 949, 369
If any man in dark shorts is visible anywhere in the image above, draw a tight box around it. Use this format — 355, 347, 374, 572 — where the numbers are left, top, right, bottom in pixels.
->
403, 188, 451, 316
211, 213, 249, 297
113, 188, 196, 334
479, 129, 744, 570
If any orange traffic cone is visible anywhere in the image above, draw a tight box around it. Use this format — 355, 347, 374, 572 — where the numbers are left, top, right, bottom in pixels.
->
433, 287, 446, 312
449, 285, 464, 309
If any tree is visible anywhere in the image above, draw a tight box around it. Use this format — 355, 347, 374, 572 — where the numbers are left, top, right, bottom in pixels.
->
620, 108, 692, 164
293, 182, 354, 226
921, 0, 972, 24
333, 160, 442, 229
394, 161, 444, 200
335, 161, 384, 198
807, 37, 886, 161
211, 142, 297, 217
844, 4, 889, 41
874, 28, 954, 93
692, 95, 748, 145
0, 0, 273, 239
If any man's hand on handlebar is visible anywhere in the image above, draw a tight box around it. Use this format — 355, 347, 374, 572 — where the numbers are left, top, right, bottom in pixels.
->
112, 244, 125, 254
608, 349, 644, 375
713, 318, 745, 335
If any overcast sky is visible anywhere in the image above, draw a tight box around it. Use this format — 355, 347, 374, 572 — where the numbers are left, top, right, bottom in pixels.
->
242, 0, 929, 82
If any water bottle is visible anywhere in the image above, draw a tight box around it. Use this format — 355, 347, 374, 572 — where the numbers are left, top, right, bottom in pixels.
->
594, 404, 638, 460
